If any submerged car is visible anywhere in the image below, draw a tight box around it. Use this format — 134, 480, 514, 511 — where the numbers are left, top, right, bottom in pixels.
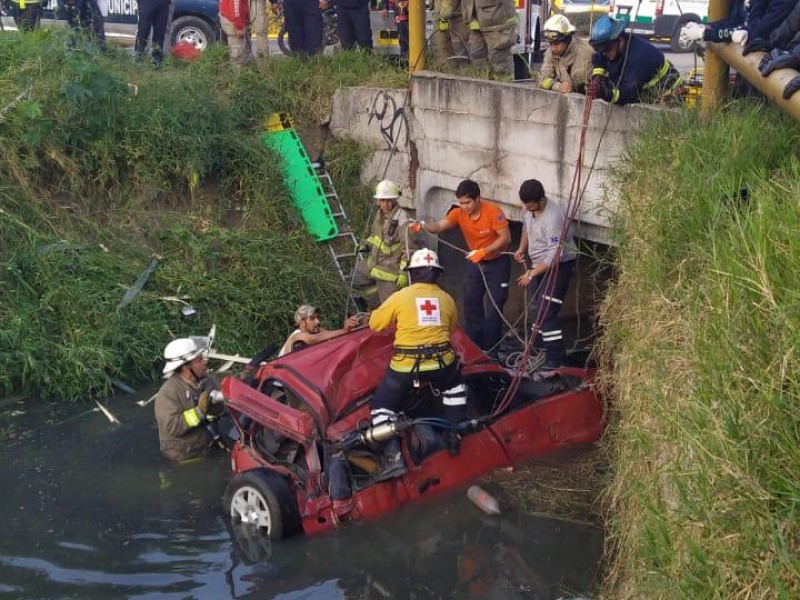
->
221, 327, 605, 540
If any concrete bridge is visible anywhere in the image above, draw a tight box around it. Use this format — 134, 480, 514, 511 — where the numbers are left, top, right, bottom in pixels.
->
329, 71, 666, 245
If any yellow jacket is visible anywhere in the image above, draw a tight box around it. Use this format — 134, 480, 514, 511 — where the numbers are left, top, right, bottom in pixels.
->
369, 282, 458, 372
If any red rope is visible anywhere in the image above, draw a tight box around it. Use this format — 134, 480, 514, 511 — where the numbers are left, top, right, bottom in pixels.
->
491, 88, 597, 417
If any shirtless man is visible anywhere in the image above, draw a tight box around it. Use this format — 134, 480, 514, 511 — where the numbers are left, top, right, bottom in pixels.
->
280, 305, 361, 356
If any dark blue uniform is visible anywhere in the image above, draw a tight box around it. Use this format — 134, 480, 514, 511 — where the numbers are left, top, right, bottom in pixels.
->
284, 0, 324, 54
336, 0, 373, 50
592, 34, 681, 105
748, 0, 798, 42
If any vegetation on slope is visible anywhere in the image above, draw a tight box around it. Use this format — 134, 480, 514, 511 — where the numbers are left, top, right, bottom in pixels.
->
0, 30, 405, 402
598, 101, 800, 599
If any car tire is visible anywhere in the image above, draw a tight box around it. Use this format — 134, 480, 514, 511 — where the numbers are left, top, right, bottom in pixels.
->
670, 15, 701, 53
223, 468, 302, 540
170, 16, 217, 52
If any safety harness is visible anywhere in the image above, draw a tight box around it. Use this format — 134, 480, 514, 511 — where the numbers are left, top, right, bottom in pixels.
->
393, 342, 454, 386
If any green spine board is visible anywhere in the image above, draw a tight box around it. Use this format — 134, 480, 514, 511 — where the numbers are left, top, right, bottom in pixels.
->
261, 129, 339, 242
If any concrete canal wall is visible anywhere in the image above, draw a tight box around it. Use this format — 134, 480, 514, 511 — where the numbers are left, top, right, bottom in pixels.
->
329, 71, 667, 245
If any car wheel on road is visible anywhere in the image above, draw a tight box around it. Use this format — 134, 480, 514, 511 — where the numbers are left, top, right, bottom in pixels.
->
170, 16, 216, 52
224, 468, 302, 540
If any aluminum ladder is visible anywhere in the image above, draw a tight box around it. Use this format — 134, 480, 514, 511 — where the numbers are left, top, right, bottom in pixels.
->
312, 161, 360, 283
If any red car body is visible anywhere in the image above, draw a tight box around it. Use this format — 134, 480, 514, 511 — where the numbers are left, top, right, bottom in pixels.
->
221, 327, 605, 539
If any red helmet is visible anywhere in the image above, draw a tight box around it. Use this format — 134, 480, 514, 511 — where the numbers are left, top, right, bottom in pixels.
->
172, 42, 201, 62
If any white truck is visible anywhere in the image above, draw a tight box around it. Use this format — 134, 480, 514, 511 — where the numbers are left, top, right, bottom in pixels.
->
610, 0, 708, 51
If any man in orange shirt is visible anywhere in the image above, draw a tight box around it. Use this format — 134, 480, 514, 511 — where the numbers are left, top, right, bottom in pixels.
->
412, 179, 511, 352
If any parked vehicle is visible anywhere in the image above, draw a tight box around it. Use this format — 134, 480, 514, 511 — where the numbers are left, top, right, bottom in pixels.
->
0, 0, 220, 51
221, 326, 605, 540
610, 0, 707, 52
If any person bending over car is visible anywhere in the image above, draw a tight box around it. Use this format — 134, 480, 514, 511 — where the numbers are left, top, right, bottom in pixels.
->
368, 248, 468, 481
155, 337, 227, 461
279, 304, 362, 357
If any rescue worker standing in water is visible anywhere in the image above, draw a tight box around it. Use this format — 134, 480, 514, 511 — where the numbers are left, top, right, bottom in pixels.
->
352, 179, 418, 310
368, 248, 468, 481
588, 15, 682, 105
155, 337, 225, 461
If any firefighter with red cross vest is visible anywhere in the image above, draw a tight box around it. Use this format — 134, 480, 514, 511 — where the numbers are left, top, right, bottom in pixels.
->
367, 248, 468, 481
352, 179, 418, 311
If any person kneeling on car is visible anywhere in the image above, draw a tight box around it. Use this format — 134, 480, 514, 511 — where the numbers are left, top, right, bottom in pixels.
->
368, 248, 467, 481
155, 336, 227, 461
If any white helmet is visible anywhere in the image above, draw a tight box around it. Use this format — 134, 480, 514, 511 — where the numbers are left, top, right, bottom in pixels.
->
543, 14, 576, 42
407, 248, 443, 270
374, 179, 400, 200
162, 336, 209, 377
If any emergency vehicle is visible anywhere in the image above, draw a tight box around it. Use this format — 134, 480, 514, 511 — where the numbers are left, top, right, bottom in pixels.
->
610, 0, 708, 51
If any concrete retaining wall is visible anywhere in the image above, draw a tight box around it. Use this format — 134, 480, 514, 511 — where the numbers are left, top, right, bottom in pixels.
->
329, 72, 666, 244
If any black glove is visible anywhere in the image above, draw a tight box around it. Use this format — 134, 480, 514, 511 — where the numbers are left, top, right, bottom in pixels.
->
357, 243, 370, 254
590, 75, 615, 102
783, 75, 800, 100
761, 49, 800, 77
198, 390, 225, 417
742, 38, 770, 56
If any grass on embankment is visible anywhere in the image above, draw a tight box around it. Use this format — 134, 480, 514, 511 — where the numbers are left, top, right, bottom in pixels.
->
0, 30, 405, 403
597, 101, 800, 598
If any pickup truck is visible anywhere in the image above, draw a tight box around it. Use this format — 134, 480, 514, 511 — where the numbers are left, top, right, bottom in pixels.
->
0, 0, 220, 51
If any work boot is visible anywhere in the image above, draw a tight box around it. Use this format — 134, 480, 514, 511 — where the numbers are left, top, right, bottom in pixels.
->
374, 439, 407, 482
443, 430, 460, 456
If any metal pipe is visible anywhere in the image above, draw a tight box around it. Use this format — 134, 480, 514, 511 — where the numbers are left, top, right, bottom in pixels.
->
409, 0, 427, 75
708, 42, 800, 121
701, 0, 730, 113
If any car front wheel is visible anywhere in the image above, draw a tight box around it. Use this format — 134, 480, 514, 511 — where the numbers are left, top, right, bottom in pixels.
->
170, 16, 216, 52
223, 468, 302, 540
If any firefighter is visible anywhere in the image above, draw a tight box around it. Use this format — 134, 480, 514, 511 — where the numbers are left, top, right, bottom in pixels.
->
539, 14, 593, 95
9, 0, 42, 30
588, 15, 682, 106
155, 337, 226, 462
352, 179, 418, 310
461, 0, 517, 77
430, 0, 476, 70
368, 248, 467, 480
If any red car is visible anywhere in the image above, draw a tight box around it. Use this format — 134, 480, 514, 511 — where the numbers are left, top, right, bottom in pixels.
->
221, 327, 605, 539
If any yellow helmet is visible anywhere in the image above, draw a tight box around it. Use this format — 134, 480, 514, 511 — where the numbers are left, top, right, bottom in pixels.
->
374, 179, 400, 200
543, 14, 576, 42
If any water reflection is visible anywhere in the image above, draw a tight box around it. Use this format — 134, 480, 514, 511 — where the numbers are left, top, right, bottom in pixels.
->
0, 390, 601, 599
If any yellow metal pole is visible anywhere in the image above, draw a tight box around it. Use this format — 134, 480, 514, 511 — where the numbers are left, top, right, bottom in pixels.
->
409, 0, 427, 75
709, 42, 800, 121
701, 0, 730, 113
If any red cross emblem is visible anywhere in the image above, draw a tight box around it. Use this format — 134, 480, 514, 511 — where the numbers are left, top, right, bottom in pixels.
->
424, 253, 435, 264
420, 299, 437, 315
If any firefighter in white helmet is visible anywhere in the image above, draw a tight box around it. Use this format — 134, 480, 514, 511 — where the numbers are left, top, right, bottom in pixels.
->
352, 179, 419, 311
539, 14, 594, 94
154, 336, 226, 461
367, 248, 467, 481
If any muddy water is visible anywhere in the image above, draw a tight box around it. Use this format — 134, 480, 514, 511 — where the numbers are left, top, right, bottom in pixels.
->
0, 389, 602, 599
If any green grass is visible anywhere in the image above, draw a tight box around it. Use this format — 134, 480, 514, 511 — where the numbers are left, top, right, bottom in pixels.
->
597, 101, 800, 599
0, 31, 404, 402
